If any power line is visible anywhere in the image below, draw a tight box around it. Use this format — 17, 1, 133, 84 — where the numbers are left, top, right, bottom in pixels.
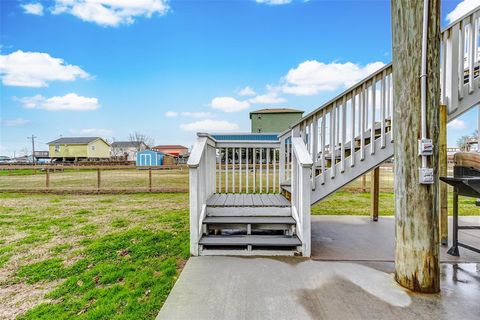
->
27, 135, 37, 164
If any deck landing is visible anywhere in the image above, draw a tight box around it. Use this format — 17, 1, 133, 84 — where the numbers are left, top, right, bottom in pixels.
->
206, 193, 290, 207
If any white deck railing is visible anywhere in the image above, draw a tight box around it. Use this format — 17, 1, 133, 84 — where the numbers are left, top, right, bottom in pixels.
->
215, 140, 281, 194
290, 137, 313, 256
441, 7, 480, 120
278, 6, 480, 202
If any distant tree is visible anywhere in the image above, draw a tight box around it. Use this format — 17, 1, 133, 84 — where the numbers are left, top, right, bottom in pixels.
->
456, 135, 470, 151
18, 147, 29, 157
129, 132, 154, 149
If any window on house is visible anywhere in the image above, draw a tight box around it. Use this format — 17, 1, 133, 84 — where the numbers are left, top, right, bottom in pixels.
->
55, 145, 60, 152
91, 145, 96, 151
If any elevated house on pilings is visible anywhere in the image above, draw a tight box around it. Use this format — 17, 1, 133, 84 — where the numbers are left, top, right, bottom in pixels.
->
188, 7, 480, 257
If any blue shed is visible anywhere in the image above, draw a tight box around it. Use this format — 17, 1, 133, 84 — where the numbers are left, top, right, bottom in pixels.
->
136, 150, 164, 166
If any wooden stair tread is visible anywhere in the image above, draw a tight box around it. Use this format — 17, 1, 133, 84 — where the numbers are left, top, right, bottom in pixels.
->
199, 235, 301, 246
203, 216, 296, 224
207, 193, 290, 207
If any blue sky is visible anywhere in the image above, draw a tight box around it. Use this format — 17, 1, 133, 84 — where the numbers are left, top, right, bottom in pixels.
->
0, 0, 479, 156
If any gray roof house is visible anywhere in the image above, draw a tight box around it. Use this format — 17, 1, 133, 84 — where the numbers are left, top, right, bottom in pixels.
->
111, 141, 148, 161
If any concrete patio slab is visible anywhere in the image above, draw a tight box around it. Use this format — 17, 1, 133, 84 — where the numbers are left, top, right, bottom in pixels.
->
158, 216, 480, 319
311, 216, 480, 262
157, 257, 480, 320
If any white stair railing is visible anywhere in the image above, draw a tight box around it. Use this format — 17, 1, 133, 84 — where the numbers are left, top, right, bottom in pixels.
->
290, 137, 313, 256
279, 6, 480, 204
188, 134, 216, 256
215, 139, 281, 194
442, 7, 480, 120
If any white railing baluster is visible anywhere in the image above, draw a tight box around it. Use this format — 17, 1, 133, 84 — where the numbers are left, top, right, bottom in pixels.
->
260, 148, 263, 193
459, 21, 465, 100
381, 72, 386, 148
239, 147, 242, 193
246, 147, 249, 193
371, 78, 376, 155
267, 148, 270, 193
360, 84, 366, 160
331, 103, 336, 178
225, 147, 229, 193
253, 148, 256, 193
312, 114, 318, 189
341, 96, 346, 173
350, 91, 356, 168
469, 18, 475, 93
321, 109, 326, 184
232, 148, 235, 193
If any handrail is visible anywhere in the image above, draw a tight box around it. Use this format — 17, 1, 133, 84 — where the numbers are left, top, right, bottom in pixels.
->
187, 137, 208, 168
292, 137, 313, 167
280, 5, 480, 140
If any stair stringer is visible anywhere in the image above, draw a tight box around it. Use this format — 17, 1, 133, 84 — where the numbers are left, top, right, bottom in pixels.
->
311, 132, 394, 205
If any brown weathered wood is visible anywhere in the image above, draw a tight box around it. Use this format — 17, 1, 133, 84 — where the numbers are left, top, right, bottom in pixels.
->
361, 174, 366, 192
45, 168, 50, 190
392, 0, 440, 293
149, 167, 153, 192
97, 168, 101, 191
370, 167, 380, 221
439, 104, 448, 245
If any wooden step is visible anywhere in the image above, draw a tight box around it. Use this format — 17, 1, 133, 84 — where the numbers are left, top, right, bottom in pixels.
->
207, 206, 291, 217
199, 235, 301, 247
204, 216, 296, 224
207, 193, 290, 207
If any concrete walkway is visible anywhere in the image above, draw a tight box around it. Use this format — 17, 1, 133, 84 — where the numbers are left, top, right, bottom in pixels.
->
157, 216, 480, 320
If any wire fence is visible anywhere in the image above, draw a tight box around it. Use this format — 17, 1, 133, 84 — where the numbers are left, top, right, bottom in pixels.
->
0, 164, 455, 194
0, 165, 189, 193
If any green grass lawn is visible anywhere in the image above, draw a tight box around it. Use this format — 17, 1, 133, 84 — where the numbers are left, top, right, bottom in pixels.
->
312, 191, 480, 215
0, 188, 477, 319
0, 192, 189, 320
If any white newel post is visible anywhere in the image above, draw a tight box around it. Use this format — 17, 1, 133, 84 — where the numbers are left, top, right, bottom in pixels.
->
291, 137, 313, 257
189, 165, 200, 256
188, 136, 211, 256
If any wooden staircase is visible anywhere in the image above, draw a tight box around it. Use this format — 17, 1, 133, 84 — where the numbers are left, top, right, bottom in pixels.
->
188, 7, 480, 257
199, 194, 301, 255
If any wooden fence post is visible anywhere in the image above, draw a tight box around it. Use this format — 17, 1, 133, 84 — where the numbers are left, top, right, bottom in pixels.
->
149, 167, 152, 192
370, 167, 380, 221
45, 167, 50, 190
439, 104, 448, 245
362, 174, 367, 192
97, 168, 101, 192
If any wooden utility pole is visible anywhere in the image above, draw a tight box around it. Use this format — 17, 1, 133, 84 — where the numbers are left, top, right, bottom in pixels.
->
392, 0, 440, 293
370, 167, 380, 221
439, 105, 448, 245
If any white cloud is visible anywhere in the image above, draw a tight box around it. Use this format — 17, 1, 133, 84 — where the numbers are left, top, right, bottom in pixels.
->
180, 119, 239, 132
21, 3, 44, 15
256, 0, 292, 5
447, 118, 467, 130
210, 97, 250, 112
69, 128, 113, 135
52, 0, 169, 27
279, 60, 385, 96
238, 86, 256, 96
0, 118, 30, 126
15, 93, 99, 111
249, 92, 286, 104
446, 0, 480, 23
0, 50, 90, 87
165, 111, 178, 117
